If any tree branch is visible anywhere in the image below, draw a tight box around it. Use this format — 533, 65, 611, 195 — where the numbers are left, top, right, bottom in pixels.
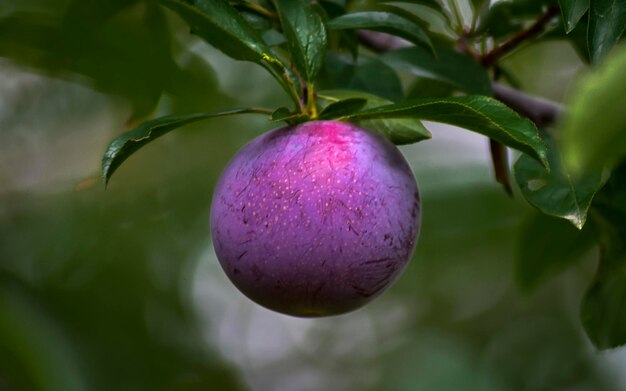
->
357, 31, 563, 127
481, 4, 560, 66
491, 82, 563, 128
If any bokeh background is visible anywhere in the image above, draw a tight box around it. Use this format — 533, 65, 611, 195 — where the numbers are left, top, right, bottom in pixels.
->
1, 0, 625, 390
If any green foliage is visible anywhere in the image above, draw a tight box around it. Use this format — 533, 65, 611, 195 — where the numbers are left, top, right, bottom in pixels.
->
3, 0, 626, 374
323, 53, 405, 101
347, 96, 548, 167
514, 138, 604, 229
318, 98, 368, 119
582, 162, 626, 348
159, 0, 301, 107
561, 47, 626, 176
516, 212, 596, 291
326, 11, 434, 55
588, 0, 626, 63
272, 0, 327, 83
317, 89, 432, 143
381, 46, 492, 95
558, 0, 588, 33
102, 108, 271, 185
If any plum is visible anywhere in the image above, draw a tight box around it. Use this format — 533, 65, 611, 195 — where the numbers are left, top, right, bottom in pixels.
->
210, 120, 420, 317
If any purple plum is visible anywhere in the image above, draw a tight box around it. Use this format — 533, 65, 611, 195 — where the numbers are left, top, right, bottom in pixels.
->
210, 120, 420, 317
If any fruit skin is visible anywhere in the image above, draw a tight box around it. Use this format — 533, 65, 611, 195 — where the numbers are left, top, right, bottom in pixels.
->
210, 120, 420, 317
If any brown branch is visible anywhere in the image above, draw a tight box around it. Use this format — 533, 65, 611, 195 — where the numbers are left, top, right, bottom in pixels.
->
481, 4, 560, 66
490, 140, 513, 197
357, 31, 563, 128
491, 82, 563, 128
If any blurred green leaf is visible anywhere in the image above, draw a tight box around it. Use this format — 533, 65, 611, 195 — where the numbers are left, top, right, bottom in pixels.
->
516, 213, 596, 292
323, 53, 404, 101
0, 2, 173, 118
588, 0, 626, 63
477, 0, 554, 39
561, 47, 626, 175
558, 0, 588, 33
582, 253, 626, 349
407, 77, 455, 98
581, 162, 626, 349
347, 95, 548, 164
159, 0, 301, 108
326, 11, 434, 55
103, 108, 271, 185
0, 283, 87, 391
273, 0, 327, 83
381, 46, 492, 95
581, 161, 626, 349
318, 89, 432, 143
318, 98, 368, 119
515, 138, 604, 229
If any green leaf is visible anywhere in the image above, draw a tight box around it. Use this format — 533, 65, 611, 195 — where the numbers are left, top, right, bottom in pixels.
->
346, 95, 548, 166
102, 108, 271, 185
515, 138, 604, 229
381, 46, 492, 95
582, 253, 626, 349
326, 11, 434, 55
318, 98, 368, 119
561, 47, 626, 175
558, 0, 589, 33
323, 53, 404, 102
407, 77, 456, 99
477, 0, 553, 39
273, 0, 327, 83
516, 212, 597, 292
317, 89, 431, 144
581, 162, 626, 349
159, 0, 301, 108
588, 0, 626, 63
378, 0, 444, 14
270, 107, 310, 124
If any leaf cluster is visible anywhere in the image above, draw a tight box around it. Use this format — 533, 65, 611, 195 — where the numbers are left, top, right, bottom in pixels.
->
89, 0, 626, 349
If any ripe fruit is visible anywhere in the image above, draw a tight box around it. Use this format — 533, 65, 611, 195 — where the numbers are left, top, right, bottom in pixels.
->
210, 120, 420, 317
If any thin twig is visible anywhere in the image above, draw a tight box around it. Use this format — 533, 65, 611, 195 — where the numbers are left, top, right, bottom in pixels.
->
481, 4, 560, 66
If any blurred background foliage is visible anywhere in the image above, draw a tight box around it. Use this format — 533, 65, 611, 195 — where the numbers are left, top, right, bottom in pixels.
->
1, 0, 626, 390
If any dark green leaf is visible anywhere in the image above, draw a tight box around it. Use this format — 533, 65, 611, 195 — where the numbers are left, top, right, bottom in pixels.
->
582, 254, 626, 349
581, 161, 626, 349
516, 212, 597, 292
0, 5, 174, 118
326, 11, 434, 55
558, 0, 589, 33
270, 107, 310, 124
381, 46, 492, 95
346, 95, 548, 166
477, 0, 553, 39
273, 0, 327, 82
515, 138, 604, 229
102, 108, 271, 185
317, 89, 431, 144
160, 0, 270, 63
318, 98, 368, 119
561, 47, 626, 175
588, 0, 626, 63
159, 0, 301, 108
378, 0, 444, 14
407, 77, 455, 98
323, 53, 404, 102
